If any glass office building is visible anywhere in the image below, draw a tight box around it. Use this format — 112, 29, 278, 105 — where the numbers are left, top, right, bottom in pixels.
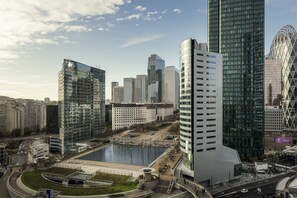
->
269, 25, 297, 130
59, 59, 105, 153
208, 0, 264, 157
147, 54, 165, 103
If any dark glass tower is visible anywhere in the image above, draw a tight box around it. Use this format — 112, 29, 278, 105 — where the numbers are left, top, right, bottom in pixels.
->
59, 59, 105, 153
208, 0, 264, 158
147, 54, 165, 103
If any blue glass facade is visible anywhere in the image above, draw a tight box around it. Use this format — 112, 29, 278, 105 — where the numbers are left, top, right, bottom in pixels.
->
59, 59, 105, 151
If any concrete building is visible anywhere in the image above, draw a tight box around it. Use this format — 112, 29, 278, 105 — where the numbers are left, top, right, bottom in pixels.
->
48, 136, 62, 153
134, 75, 148, 103
269, 25, 297, 130
112, 103, 173, 130
162, 66, 179, 110
177, 38, 241, 186
147, 54, 165, 103
208, 0, 264, 158
265, 59, 282, 106
265, 106, 283, 133
28, 139, 49, 163
59, 59, 105, 154
111, 81, 119, 102
113, 86, 124, 103
6, 103, 25, 136
123, 78, 135, 103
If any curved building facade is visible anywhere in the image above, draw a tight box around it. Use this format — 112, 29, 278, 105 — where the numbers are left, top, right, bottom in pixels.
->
269, 25, 297, 129
179, 39, 241, 185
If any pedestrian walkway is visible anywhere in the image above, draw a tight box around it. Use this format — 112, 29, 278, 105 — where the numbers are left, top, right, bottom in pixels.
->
176, 178, 212, 198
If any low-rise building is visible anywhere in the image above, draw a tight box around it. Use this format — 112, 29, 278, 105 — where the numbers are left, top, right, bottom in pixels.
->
112, 103, 174, 130
28, 139, 49, 163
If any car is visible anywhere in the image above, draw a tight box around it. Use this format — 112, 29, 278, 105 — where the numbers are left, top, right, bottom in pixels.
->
241, 188, 248, 193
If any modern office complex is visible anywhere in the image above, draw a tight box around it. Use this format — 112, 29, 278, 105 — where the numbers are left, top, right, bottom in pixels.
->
269, 25, 297, 130
264, 59, 282, 106
112, 103, 173, 130
265, 106, 283, 133
162, 66, 180, 110
58, 59, 105, 154
147, 54, 165, 103
177, 39, 241, 186
208, 0, 265, 158
111, 81, 119, 102
134, 75, 148, 103
113, 86, 124, 103
123, 78, 135, 103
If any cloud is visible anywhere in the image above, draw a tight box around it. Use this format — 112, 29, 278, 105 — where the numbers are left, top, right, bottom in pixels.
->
173, 9, 182, 14
120, 34, 164, 48
63, 25, 92, 32
117, 14, 142, 21
162, 9, 167, 14
0, 0, 131, 62
145, 11, 161, 21
98, 27, 110, 31
135, 5, 146, 12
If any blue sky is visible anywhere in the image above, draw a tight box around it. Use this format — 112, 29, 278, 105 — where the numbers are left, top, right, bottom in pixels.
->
0, 0, 296, 100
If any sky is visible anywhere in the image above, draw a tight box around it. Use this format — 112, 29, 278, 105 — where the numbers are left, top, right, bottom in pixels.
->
0, 0, 297, 100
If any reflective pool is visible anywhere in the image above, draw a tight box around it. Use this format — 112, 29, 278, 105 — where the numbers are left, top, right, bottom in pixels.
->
79, 144, 166, 166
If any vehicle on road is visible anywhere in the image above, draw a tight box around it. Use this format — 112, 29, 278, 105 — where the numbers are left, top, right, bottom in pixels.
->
241, 188, 248, 193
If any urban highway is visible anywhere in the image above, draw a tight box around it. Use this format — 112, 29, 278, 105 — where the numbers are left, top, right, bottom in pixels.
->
213, 171, 295, 198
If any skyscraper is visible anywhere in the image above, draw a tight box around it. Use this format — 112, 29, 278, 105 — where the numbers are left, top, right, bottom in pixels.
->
208, 0, 265, 158
147, 54, 165, 103
59, 59, 105, 154
111, 82, 119, 102
264, 59, 282, 106
162, 66, 180, 110
123, 78, 135, 103
113, 86, 124, 103
269, 25, 297, 130
134, 75, 148, 103
178, 38, 241, 185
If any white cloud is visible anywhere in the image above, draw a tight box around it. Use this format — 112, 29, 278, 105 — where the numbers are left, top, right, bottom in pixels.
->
173, 9, 182, 14
135, 5, 146, 12
162, 9, 167, 14
120, 34, 164, 48
145, 11, 161, 21
0, 0, 131, 62
117, 14, 142, 21
63, 25, 91, 32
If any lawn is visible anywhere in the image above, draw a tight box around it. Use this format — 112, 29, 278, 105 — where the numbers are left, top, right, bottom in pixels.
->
45, 167, 78, 176
21, 170, 137, 196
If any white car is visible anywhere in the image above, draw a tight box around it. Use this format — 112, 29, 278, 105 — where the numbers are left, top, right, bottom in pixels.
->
241, 188, 248, 193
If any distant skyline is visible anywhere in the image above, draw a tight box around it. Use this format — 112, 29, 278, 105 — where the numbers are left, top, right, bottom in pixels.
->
0, 0, 297, 100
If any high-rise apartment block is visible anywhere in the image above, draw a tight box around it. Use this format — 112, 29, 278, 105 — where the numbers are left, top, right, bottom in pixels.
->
269, 25, 297, 130
123, 78, 135, 103
111, 81, 119, 102
208, 0, 265, 158
147, 54, 165, 103
178, 39, 241, 185
162, 66, 179, 110
59, 59, 105, 154
134, 75, 148, 103
264, 59, 282, 106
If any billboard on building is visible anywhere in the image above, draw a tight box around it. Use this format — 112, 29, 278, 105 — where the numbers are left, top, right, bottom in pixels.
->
274, 137, 292, 144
